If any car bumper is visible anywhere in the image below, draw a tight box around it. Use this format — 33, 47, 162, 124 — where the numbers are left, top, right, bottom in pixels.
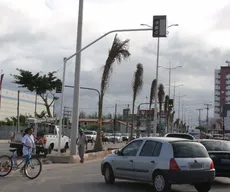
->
163, 169, 215, 184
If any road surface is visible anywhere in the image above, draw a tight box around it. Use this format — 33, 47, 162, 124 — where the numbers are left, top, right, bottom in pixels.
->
0, 160, 230, 192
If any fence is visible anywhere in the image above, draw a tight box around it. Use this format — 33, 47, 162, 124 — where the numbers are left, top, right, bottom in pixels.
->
0, 126, 26, 139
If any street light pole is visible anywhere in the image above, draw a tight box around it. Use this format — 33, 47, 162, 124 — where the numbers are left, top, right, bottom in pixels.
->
59, 27, 156, 155
70, 0, 84, 156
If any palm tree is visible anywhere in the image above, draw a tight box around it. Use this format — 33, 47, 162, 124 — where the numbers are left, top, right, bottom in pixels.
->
158, 84, 165, 131
93, 34, 131, 151
147, 79, 157, 136
131, 63, 144, 139
164, 95, 169, 133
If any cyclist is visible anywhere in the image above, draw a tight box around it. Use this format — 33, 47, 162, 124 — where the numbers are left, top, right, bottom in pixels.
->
20, 127, 35, 174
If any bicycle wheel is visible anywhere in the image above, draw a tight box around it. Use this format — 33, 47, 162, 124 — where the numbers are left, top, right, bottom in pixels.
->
24, 157, 42, 179
0, 155, 13, 177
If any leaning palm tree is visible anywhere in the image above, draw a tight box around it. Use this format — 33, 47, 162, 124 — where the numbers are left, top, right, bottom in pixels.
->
158, 84, 165, 131
131, 63, 144, 140
146, 79, 157, 136
94, 34, 131, 151
164, 95, 169, 133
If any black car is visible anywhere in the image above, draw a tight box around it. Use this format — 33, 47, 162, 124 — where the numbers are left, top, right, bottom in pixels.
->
164, 133, 196, 140
199, 139, 230, 177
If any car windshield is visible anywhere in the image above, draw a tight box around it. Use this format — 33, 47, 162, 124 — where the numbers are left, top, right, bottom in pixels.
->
200, 141, 230, 151
172, 141, 209, 158
166, 134, 193, 140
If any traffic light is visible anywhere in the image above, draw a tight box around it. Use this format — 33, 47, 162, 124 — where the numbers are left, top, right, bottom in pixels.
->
152, 15, 167, 38
56, 85, 62, 93
169, 99, 174, 108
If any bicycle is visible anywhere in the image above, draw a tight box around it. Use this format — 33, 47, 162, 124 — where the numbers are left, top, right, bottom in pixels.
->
0, 148, 42, 179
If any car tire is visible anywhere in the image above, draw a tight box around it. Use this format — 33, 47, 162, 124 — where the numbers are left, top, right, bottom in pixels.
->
194, 182, 212, 192
104, 164, 115, 184
152, 171, 171, 192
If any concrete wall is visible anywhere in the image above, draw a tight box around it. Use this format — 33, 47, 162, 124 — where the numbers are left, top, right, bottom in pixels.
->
0, 125, 26, 139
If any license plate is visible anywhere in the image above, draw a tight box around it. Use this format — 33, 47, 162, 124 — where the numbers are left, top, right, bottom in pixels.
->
189, 163, 203, 169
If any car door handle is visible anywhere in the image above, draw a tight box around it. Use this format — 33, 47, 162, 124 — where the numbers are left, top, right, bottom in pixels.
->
129, 160, 133, 163
150, 160, 155, 164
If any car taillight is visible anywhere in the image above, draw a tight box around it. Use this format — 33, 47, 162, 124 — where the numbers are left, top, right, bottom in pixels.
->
170, 158, 180, 170
210, 160, 215, 169
43, 138, 47, 144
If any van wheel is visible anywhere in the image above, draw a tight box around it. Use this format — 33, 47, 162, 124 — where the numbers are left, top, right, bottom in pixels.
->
152, 171, 171, 192
194, 182, 212, 192
48, 144, 53, 154
104, 164, 115, 184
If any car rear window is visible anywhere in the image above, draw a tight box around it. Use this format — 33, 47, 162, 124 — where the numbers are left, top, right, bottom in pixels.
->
172, 141, 209, 158
200, 141, 230, 151
166, 134, 193, 140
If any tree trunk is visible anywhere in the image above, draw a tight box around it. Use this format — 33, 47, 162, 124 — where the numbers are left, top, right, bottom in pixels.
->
93, 95, 103, 151
147, 105, 151, 137
130, 100, 135, 140
44, 100, 52, 117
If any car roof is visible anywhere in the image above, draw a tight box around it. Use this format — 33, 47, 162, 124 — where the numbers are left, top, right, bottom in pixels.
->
199, 139, 230, 142
135, 137, 189, 143
165, 133, 193, 136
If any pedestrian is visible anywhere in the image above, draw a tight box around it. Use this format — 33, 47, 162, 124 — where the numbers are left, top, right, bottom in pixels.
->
20, 127, 35, 175
76, 128, 87, 163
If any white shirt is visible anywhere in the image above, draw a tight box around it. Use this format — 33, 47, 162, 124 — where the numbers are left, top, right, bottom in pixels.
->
21, 134, 35, 155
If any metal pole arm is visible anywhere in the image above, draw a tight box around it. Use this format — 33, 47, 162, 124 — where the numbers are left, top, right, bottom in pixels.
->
65, 28, 152, 62
65, 85, 100, 98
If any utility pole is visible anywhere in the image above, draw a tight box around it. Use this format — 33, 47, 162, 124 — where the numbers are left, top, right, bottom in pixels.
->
196, 108, 203, 127
204, 103, 212, 132
126, 104, 129, 133
114, 103, 117, 143
17, 90, 20, 132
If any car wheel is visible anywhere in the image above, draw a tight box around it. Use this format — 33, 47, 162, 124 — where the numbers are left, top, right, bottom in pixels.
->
152, 172, 171, 192
104, 164, 115, 184
194, 182, 212, 192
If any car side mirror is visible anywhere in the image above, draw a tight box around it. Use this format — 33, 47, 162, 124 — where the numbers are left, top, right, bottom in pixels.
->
115, 149, 123, 156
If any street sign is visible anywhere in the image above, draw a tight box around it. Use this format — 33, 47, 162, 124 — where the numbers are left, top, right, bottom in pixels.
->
152, 15, 167, 38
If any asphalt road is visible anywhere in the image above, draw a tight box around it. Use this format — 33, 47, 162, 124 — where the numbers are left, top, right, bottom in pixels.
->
0, 160, 230, 192
0, 142, 125, 156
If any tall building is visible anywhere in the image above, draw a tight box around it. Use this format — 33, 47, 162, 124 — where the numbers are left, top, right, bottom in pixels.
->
214, 64, 230, 118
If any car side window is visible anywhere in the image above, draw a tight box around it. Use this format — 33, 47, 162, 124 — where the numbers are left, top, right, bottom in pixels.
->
139, 141, 162, 157
122, 140, 143, 156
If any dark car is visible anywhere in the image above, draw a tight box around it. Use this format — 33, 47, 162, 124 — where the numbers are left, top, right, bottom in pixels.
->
164, 133, 196, 140
199, 139, 230, 177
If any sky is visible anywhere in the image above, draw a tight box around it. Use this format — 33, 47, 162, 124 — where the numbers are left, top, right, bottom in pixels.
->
1, 0, 230, 127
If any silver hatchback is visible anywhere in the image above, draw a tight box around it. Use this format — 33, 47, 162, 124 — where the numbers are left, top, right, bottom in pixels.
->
101, 137, 215, 192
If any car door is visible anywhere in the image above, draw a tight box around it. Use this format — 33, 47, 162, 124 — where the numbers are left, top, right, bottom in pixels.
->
113, 140, 143, 179
134, 140, 163, 181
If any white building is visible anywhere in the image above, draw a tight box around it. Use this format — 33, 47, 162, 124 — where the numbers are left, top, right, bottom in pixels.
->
0, 88, 54, 121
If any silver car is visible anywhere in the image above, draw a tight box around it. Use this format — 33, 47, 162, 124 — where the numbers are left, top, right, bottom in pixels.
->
101, 137, 215, 192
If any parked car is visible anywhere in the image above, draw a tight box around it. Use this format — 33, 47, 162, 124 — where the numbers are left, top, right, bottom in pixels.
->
108, 133, 122, 143
121, 133, 129, 141
84, 130, 97, 143
199, 139, 230, 177
101, 137, 215, 192
165, 133, 196, 140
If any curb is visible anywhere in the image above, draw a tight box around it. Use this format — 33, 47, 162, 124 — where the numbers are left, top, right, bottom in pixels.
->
45, 149, 115, 164
0, 140, 9, 144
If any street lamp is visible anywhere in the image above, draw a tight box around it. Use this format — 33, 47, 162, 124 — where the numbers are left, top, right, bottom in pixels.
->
140, 23, 179, 136
159, 62, 182, 98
